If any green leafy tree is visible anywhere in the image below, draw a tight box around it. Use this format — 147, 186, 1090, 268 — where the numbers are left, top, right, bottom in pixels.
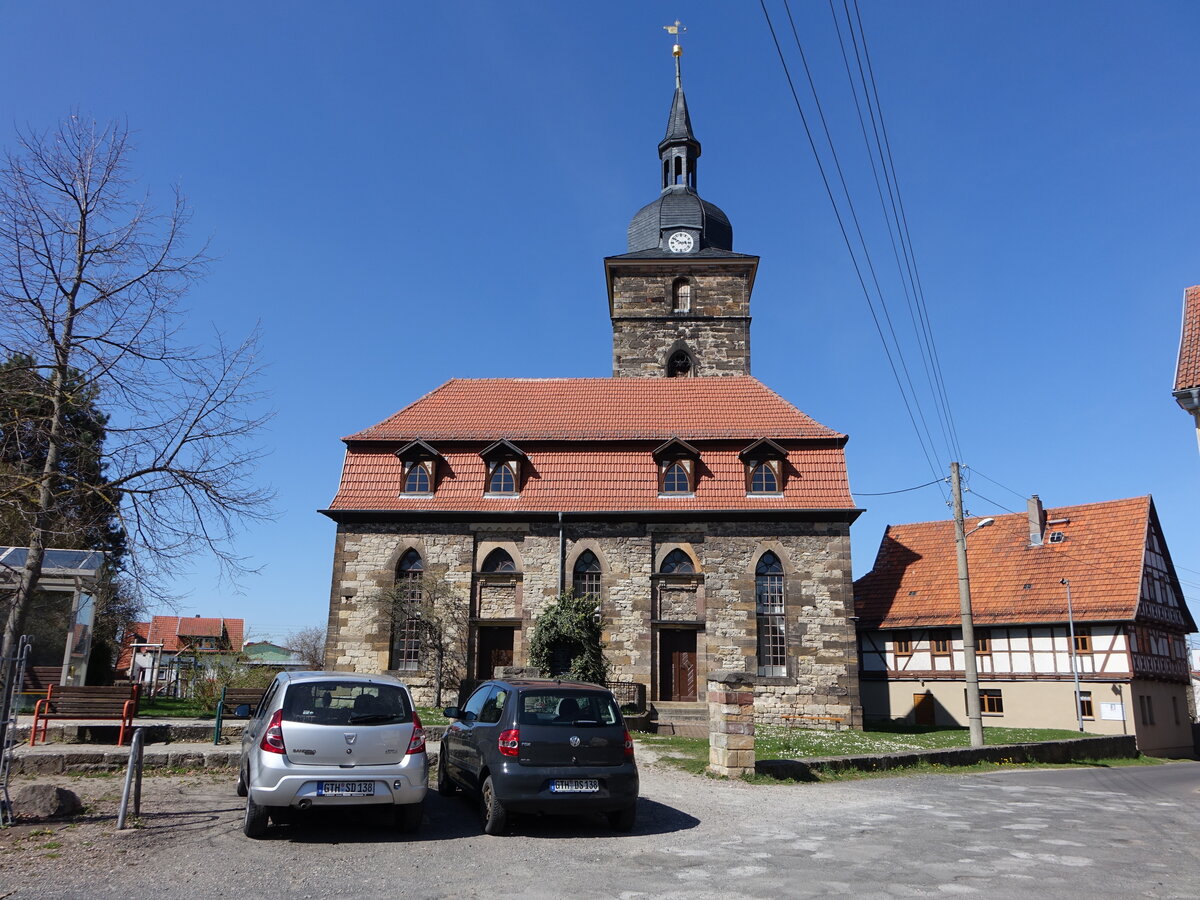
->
528, 590, 608, 686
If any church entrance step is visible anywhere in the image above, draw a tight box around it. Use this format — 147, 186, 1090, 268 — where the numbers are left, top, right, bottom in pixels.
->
650, 701, 709, 723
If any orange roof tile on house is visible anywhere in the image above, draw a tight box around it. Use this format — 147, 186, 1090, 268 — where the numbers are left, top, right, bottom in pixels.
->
115, 615, 245, 671
346, 377, 845, 442
1174, 285, 1200, 392
854, 496, 1195, 630
327, 377, 855, 514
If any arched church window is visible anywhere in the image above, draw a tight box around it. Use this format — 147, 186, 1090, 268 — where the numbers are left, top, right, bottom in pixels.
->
481, 548, 517, 573
755, 552, 786, 676
391, 549, 424, 671
404, 465, 430, 494
662, 462, 690, 494
573, 550, 601, 601
667, 350, 693, 378
488, 463, 516, 494
672, 278, 691, 313
750, 463, 778, 493
660, 549, 695, 574
674, 155, 683, 184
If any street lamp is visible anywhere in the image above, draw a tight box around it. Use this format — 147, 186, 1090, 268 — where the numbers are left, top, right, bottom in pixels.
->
951, 462, 993, 748
1061, 578, 1085, 732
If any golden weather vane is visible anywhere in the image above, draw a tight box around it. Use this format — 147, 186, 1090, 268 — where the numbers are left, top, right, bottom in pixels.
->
663, 19, 686, 57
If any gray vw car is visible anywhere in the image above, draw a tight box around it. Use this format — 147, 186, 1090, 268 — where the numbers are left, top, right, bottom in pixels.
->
236, 671, 428, 838
438, 678, 639, 835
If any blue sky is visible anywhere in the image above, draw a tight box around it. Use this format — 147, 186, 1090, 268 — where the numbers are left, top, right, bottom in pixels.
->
3, 2, 1198, 640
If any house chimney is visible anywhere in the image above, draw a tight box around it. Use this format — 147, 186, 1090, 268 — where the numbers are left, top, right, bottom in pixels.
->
1027, 494, 1046, 547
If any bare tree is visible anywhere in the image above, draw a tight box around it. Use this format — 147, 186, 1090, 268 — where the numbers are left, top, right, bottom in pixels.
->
286, 625, 327, 670
377, 574, 470, 708
0, 115, 273, 669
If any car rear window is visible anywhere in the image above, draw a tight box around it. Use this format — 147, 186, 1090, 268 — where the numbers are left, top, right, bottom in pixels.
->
518, 690, 621, 726
281, 681, 413, 726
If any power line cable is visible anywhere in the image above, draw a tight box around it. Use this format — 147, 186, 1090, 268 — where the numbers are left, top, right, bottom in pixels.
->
856, 477, 948, 496
829, 0, 963, 465
759, 0, 946, 490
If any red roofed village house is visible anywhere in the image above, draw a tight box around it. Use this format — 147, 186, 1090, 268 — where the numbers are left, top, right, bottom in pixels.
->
854, 496, 1195, 757
117, 615, 246, 695
1174, 284, 1200, 452
320, 56, 863, 725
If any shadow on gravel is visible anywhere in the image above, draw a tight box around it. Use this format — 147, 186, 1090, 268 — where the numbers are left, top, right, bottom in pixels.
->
255, 792, 699, 843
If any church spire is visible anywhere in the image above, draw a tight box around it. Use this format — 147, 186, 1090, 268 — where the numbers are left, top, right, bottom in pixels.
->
659, 21, 700, 190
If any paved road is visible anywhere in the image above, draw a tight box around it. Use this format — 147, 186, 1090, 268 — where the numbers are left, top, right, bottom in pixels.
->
4, 753, 1198, 899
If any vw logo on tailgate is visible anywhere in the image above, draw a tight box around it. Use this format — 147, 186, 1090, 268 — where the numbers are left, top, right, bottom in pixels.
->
569, 735, 581, 747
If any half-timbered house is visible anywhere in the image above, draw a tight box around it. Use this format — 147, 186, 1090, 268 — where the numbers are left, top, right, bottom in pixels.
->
854, 495, 1196, 757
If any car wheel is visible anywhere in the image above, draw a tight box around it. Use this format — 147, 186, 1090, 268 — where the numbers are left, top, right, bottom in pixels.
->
243, 794, 270, 839
480, 775, 507, 836
395, 801, 423, 833
608, 804, 636, 832
436, 753, 456, 797
235, 764, 248, 798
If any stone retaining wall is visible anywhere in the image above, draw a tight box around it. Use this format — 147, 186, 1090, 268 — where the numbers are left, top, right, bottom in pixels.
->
755, 735, 1139, 780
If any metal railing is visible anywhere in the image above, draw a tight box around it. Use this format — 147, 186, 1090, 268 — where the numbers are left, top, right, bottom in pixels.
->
0, 636, 32, 827
116, 727, 146, 830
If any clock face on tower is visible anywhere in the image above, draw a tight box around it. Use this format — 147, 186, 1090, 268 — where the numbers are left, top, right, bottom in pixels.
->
667, 231, 695, 253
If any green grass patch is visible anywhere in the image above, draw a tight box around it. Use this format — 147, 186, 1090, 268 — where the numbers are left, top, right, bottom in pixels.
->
136, 696, 210, 718
635, 734, 710, 774
755, 722, 1098, 760
636, 724, 1142, 782
417, 707, 450, 726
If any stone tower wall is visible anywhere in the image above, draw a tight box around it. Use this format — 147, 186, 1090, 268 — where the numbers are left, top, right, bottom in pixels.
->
610, 267, 752, 377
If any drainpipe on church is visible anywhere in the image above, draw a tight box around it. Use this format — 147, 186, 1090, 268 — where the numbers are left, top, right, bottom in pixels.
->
558, 512, 566, 595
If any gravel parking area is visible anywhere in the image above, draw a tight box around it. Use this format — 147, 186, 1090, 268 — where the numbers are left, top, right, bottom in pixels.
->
2, 748, 1198, 899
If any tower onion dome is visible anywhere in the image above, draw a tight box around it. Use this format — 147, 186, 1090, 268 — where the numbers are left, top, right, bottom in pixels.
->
626, 61, 733, 253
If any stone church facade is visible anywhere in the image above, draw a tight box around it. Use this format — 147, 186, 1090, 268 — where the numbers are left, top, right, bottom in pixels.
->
321, 55, 863, 726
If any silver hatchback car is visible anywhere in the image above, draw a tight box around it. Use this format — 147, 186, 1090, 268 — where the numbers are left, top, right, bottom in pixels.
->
236, 671, 428, 838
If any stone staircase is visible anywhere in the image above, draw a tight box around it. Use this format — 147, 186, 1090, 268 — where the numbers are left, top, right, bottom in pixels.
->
649, 701, 708, 737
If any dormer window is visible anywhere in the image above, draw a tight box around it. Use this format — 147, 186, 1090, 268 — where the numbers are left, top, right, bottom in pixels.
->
654, 437, 700, 497
395, 439, 441, 496
662, 462, 690, 494
481, 439, 527, 497
750, 463, 777, 493
740, 438, 788, 495
404, 465, 431, 494
488, 463, 516, 494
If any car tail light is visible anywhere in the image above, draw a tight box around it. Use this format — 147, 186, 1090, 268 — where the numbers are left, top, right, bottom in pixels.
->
260, 709, 286, 754
498, 728, 519, 757
623, 730, 635, 759
407, 710, 426, 755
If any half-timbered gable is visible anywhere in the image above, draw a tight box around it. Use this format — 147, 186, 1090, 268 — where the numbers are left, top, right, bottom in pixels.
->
854, 495, 1196, 757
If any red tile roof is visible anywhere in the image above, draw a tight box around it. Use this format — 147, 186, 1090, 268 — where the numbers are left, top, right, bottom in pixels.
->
1176, 285, 1200, 391
854, 496, 1182, 628
346, 377, 846, 442
329, 445, 854, 512
331, 377, 855, 513
115, 615, 245, 670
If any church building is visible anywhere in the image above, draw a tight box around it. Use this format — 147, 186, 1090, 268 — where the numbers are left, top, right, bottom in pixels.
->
321, 47, 863, 726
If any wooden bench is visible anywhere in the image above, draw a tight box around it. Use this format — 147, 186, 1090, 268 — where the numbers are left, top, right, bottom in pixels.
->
30, 684, 140, 746
219, 687, 264, 717
781, 715, 846, 730
21, 666, 63, 692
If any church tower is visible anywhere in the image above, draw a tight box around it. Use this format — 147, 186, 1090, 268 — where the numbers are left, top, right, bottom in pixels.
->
607, 42, 759, 378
